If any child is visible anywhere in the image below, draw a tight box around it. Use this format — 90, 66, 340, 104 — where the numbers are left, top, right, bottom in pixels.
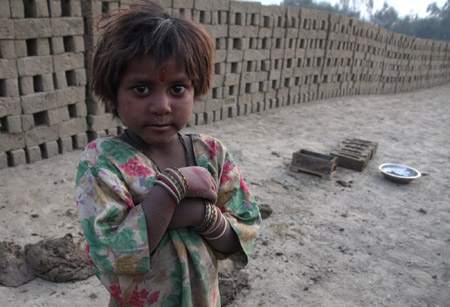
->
75, 1, 262, 306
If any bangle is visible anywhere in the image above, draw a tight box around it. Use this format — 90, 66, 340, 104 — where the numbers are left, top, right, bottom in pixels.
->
200, 208, 222, 235
158, 172, 185, 200
165, 168, 189, 198
167, 167, 189, 195
154, 180, 179, 204
204, 218, 229, 241
193, 201, 217, 233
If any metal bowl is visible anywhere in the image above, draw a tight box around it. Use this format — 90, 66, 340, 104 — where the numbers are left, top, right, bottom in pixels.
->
379, 163, 421, 184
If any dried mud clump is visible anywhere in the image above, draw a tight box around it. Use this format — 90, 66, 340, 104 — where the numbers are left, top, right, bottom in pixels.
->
0, 241, 36, 287
24, 234, 93, 283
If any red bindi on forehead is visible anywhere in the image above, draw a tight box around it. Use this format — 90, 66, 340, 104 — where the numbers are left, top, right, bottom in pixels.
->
158, 68, 167, 82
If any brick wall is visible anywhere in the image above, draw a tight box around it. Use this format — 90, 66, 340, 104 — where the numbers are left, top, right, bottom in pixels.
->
0, 0, 449, 168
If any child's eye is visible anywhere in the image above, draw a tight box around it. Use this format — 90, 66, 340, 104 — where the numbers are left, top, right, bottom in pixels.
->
171, 85, 186, 95
133, 86, 149, 94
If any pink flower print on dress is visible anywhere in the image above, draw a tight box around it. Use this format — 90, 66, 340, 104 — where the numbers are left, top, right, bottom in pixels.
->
120, 157, 152, 177
124, 198, 135, 209
129, 284, 150, 307
204, 138, 219, 158
87, 140, 98, 150
219, 159, 234, 186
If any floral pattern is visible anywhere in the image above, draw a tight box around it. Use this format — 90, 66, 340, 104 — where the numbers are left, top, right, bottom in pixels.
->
76, 134, 261, 306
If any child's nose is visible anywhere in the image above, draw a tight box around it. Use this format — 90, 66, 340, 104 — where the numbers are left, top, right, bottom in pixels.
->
149, 92, 171, 115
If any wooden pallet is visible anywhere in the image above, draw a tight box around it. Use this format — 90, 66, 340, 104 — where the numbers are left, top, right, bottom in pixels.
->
330, 138, 378, 171
290, 149, 337, 179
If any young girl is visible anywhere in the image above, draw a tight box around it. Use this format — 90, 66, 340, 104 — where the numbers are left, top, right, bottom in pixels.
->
75, 1, 261, 306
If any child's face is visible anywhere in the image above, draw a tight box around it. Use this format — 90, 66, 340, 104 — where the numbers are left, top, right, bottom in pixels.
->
113, 54, 194, 146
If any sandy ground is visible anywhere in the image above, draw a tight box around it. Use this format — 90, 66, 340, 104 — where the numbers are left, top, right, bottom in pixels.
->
1, 84, 450, 306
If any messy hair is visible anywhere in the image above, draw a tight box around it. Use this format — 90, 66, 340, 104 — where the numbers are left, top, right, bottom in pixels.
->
90, 0, 214, 115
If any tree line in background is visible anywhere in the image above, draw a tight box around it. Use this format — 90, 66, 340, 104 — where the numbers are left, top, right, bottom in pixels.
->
281, 0, 450, 41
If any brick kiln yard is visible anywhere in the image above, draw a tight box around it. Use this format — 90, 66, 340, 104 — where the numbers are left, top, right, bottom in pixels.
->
1, 85, 449, 306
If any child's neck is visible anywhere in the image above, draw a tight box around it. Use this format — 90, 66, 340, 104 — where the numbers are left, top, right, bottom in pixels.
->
124, 130, 189, 170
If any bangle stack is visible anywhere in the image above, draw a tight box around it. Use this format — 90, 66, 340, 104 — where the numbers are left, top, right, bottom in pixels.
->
193, 201, 229, 241
154, 168, 189, 205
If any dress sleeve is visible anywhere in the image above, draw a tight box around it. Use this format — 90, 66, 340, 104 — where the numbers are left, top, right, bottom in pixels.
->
75, 140, 151, 275
194, 135, 262, 266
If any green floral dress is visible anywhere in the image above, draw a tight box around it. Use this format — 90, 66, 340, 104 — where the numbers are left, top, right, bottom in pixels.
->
75, 134, 261, 306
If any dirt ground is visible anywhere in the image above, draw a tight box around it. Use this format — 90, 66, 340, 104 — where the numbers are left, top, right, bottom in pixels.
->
1, 84, 449, 306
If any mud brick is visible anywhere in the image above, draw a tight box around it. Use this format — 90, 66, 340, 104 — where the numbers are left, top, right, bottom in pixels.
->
173, 0, 193, 8
25, 124, 58, 147
195, 112, 205, 125
59, 136, 73, 153
19, 76, 35, 96
53, 53, 84, 71
48, 0, 62, 17
8, 149, 27, 166
290, 149, 337, 179
55, 86, 85, 106
73, 132, 87, 149
0, 59, 17, 79
21, 92, 57, 114
0, 97, 21, 117
0, 18, 14, 39
0, 0, 10, 18
0, 151, 7, 169
0, 40, 15, 58
51, 17, 84, 36
70, 101, 87, 118
1, 78, 19, 97
4, 115, 22, 134
87, 113, 120, 131
74, 68, 87, 86
194, 0, 228, 10
26, 145, 42, 163
192, 99, 205, 113
90, 130, 107, 140
17, 56, 53, 77
21, 114, 34, 131
50, 37, 65, 55
204, 98, 223, 112
0, 131, 25, 151
106, 127, 118, 136
13, 19, 52, 39
72, 35, 85, 53
187, 113, 195, 127
58, 117, 87, 138
42, 140, 59, 158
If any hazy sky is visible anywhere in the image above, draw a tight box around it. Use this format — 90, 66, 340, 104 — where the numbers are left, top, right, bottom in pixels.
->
244, 0, 447, 17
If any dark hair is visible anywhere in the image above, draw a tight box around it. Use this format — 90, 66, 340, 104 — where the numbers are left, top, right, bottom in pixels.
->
90, 0, 214, 115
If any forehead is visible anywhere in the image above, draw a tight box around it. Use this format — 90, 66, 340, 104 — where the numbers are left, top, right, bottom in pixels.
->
124, 54, 186, 75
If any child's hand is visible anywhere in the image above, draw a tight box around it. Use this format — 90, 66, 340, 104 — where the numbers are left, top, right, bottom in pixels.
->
178, 166, 217, 204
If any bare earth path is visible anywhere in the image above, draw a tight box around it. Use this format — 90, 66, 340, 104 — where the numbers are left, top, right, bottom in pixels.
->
1, 84, 449, 306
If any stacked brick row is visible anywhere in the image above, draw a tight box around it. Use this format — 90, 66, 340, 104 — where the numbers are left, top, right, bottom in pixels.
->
0, 0, 87, 167
1, 0, 449, 168
81, 0, 125, 140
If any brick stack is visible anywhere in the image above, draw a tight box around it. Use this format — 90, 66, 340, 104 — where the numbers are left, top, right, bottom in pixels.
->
232, 1, 266, 116
81, 0, 124, 140
0, 0, 87, 167
324, 13, 352, 99
192, 0, 234, 125
298, 9, 329, 102
263, 5, 286, 109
